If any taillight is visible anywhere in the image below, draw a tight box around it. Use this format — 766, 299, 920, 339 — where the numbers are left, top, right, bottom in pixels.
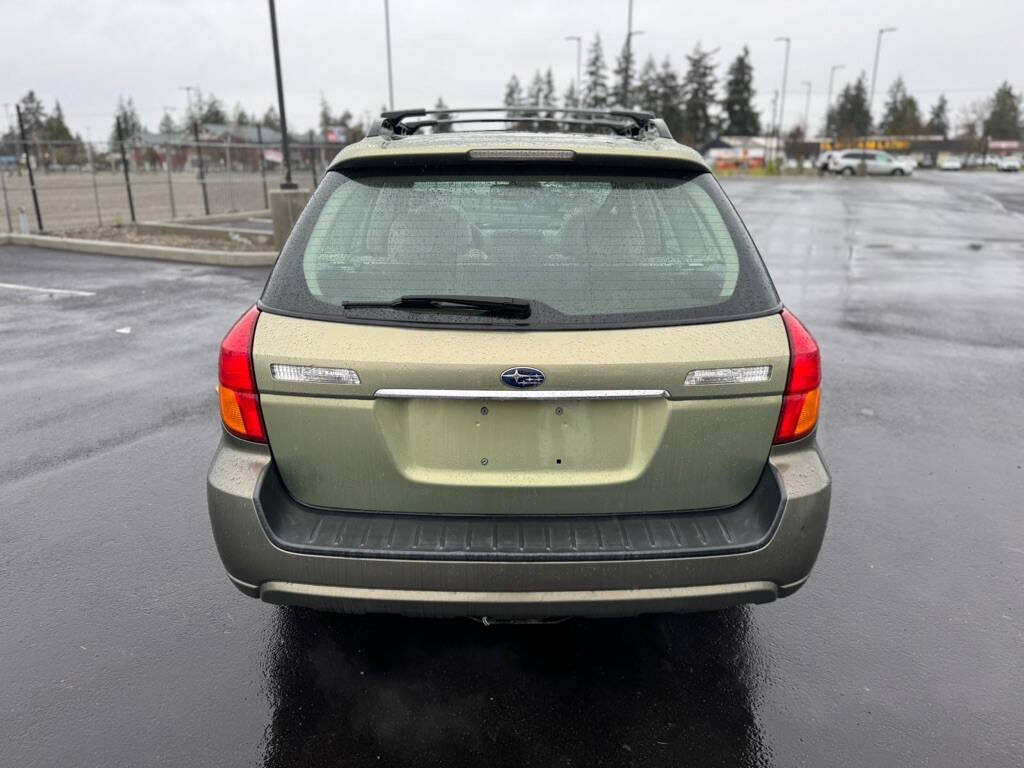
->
218, 305, 266, 443
773, 309, 821, 443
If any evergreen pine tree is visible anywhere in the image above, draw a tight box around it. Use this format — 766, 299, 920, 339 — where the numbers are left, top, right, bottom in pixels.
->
542, 68, 557, 108
612, 40, 635, 107
721, 46, 761, 135
158, 111, 177, 135
527, 70, 544, 106
681, 44, 719, 146
583, 34, 609, 108
925, 95, 949, 138
563, 81, 578, 110
984, 82, 1022, 139
634, 56, 659, 112
655, 57, 685, 139
827, 74, 872, 138
878, 76, 922, 135
503, 74, 523, 107
17, 91, 47, 137
434, 97, 452, 133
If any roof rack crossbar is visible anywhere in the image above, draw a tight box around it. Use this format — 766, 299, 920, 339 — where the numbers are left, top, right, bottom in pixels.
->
401, 116, 647, 136
371, 106, 672, 140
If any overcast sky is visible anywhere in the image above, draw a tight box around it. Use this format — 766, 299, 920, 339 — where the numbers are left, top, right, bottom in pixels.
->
2, 0, 1020, 140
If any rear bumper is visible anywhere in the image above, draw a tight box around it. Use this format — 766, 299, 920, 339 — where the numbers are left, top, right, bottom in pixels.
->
207, 434, 830, 618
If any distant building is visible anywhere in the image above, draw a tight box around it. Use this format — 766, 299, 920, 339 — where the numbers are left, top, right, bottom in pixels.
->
705, 136, 771, 169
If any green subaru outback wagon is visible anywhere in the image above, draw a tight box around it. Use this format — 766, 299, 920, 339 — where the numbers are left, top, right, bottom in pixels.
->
207, 107, 830, 619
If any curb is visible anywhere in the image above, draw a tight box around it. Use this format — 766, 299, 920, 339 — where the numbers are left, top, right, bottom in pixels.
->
135, 220, 272, 243
0, 232, 277, 267
174, 209, 271, 224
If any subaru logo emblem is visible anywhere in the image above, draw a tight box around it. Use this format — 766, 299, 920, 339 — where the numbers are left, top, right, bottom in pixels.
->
500, 367, 545, 389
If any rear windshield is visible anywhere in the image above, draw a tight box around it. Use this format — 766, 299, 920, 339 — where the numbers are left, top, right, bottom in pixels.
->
261, 164, 779, 329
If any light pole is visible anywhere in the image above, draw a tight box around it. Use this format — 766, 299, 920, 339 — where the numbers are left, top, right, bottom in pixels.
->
179, 85, 200, 122
868, 27, 897, 119
623, 0, 637, 106
267, 0, 295, 188
774, 36, 791, 166
565, 35, 582, 106
384, 0, 394, 111
801, 81, 812, 137
825, 64, 844, 136
624, 30, 645, 106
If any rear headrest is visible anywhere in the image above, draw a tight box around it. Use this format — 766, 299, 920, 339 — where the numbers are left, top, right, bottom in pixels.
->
386, 203, 472, 261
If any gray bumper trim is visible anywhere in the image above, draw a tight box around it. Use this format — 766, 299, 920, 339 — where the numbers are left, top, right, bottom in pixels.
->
259, 579, 778, 617
255, 464, 785, 562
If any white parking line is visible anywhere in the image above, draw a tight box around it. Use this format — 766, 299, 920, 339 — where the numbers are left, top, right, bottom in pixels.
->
0, 282, 96, 297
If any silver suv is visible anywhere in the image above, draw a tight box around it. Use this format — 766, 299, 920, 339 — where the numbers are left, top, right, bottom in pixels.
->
829, 149, 914, 176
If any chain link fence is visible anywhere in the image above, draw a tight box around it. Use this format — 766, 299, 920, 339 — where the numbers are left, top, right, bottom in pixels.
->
0, 128, 340, 234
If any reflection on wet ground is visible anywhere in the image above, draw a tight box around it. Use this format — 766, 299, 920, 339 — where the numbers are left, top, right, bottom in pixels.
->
261, 607, 770, 767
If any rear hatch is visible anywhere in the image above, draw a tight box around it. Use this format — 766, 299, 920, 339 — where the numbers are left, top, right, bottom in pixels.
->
253, 315, 787, 514
254, 155, 787, 515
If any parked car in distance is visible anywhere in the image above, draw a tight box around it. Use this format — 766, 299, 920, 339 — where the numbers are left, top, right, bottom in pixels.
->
997, 155, 1021, 172
207, 106, 831, 620
938, 155, 964, 171
829, 149, 914, 176
892, 154, 918, 170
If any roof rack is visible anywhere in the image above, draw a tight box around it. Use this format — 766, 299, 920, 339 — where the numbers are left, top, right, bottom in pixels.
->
367, 107, 674, 141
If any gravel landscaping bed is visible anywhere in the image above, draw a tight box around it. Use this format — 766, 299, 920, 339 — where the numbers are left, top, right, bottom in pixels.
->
60, 225, 272, 252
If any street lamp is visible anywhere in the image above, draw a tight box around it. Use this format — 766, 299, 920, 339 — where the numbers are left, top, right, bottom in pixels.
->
801, 81, 812, 137
564, 35, 582, 106
179, 85, 200, 121
267, 0, 295, 188
383, 0, 394, 111
773, 36, 791, 165
868, 27, 897, 118
825, 64, 844, 136
622, 0, 640, 106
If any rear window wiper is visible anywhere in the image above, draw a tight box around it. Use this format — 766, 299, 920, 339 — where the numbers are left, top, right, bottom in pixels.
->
342, 294, 532, 318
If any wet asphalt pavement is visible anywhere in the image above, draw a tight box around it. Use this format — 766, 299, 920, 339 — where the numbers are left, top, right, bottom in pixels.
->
2, 171, 1022, 767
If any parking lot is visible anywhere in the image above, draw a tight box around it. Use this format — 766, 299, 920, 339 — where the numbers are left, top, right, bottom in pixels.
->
1, 171, 1022, 767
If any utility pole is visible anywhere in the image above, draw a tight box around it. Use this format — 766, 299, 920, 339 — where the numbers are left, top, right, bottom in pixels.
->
868, 27, 897, 120
115, 117, 136, 223
801, 81, 812, 136
256, 123, 269, 208
384, 0, 395, 110
179, 85, 200, 122
15, 104, 42, 231
565, 35, 582, 106
825, 64, 844, 136
768, 90, 779, 166
774, 37, 791, 167
623, 0, 634, 105
268, 0, 295, 188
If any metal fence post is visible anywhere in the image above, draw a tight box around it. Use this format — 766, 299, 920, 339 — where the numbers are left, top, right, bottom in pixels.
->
116, 118, 136, 223
308, 130, 317, 186
15, 105, 43, 232
164, 144, 177, 219
193, 121, 210, 215
0, 168, 12, 232
86, 141, 102, 226
256, 124, 269, 209
225, 138, 236, 211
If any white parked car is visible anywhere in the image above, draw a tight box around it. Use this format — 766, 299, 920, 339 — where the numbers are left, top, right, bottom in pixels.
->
829, 149, 914, 176
938, 156, 964, 171
997, 155, 1021, 172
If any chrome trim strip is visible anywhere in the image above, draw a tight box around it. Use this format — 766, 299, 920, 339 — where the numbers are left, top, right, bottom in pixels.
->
375, 388, 669, 401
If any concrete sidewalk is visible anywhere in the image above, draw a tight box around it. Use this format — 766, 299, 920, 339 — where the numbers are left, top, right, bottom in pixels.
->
0, 231, 276, 266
